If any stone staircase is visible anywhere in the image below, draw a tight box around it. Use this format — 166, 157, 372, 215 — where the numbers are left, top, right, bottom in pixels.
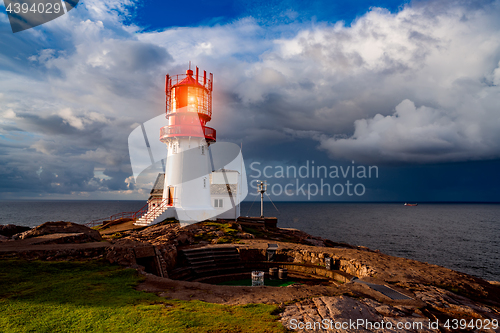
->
154, 247, 169, 278
170, 246, 244, 281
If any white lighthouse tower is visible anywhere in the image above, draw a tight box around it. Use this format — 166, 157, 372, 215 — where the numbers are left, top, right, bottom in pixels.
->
133, 65, 247, 227
159, 66, 216, 225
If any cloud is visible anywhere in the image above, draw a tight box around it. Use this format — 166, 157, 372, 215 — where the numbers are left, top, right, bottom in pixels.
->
0, 0, 174, 198
206, 1, 500, 164
318, 99, 500, 163
135, 1, 500, 166
2, 0, 500, 199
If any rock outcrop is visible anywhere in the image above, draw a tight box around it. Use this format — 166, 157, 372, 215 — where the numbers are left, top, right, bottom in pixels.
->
280, 295, 435, 332
13, 221, 102, 242
2, 219, 499, 332
0, 224, 31, 238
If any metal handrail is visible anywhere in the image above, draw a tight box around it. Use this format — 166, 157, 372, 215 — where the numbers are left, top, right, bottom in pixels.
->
160, 125, 216, 142
132, 201, 150, 220
85, 201, 150, 228
168, 73, 212, 90
137, 198, 176, 224
85, 211, 137, 228
85, 197, 177, 228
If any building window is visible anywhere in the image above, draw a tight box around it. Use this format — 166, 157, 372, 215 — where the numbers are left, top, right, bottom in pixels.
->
214, 199, 223, 208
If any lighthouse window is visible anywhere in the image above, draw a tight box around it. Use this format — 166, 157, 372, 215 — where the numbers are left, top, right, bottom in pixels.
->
187, 87, 199, 113
201, 146, 205, 155
171, 89, 176, 111
172, 144, 177, 154
214, 199, 223, 208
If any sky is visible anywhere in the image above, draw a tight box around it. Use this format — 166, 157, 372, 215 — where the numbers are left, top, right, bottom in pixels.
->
1, 0, 500, 202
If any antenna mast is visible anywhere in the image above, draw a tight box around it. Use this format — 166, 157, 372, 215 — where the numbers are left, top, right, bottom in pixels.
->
258, 181, 267, 218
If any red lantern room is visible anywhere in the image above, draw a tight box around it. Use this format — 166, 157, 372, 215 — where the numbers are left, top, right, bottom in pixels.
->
160, 66, 216, 143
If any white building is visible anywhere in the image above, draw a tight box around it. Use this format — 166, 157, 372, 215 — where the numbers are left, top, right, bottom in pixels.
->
210, 169, 241, 220
143, 169, 241, 223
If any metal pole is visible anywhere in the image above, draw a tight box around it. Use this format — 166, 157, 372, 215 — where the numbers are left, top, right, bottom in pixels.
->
260, 181, 264, 218
260, 191, 264, 218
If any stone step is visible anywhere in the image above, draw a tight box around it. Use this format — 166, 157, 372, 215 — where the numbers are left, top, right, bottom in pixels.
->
132, 202, 172, 226
183, 248, 239, 257
189, 266, 246, 280
169, 267, 193, 280
192, 258, 241, 266
185, 250, 239, 257
183, 246, 238, 253
193, 261, 243, 271
176, 246, 243, 281
135, 209, 169, 225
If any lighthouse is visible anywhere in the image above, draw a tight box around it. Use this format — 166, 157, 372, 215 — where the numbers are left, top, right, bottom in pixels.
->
159, 66, 217, 225
132, 65, 248, 227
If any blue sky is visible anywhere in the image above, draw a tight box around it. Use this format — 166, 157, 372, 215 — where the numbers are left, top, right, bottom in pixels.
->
131, 0, 408, 30
1, 0, 500, 202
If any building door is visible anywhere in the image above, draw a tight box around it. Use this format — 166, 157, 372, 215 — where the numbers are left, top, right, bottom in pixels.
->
168, 186, 174, 205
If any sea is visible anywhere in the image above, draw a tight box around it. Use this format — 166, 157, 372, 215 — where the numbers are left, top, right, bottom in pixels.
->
0, 200, 498, 282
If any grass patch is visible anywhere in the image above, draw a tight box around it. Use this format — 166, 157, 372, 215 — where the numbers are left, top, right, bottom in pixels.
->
194, 222, 242, 244
0, 259, 285, 333
193, 233, 214, 242
202, 222, 239, 235
241, 226, 267, 239
214, 236, 233, 244
157, 218, 179, 226
106, 232, 125, 240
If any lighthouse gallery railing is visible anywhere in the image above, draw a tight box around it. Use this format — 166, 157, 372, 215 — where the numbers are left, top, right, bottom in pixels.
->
160, 125, 216, 142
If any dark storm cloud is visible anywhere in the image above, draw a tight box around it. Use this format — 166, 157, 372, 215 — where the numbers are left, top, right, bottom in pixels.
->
108, 41, 172, 72
101, 169, 133, 191
0, 0, 177, 198
15, 113, 81, 135
0, 108, 135, 196
200, 1, 500, 165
